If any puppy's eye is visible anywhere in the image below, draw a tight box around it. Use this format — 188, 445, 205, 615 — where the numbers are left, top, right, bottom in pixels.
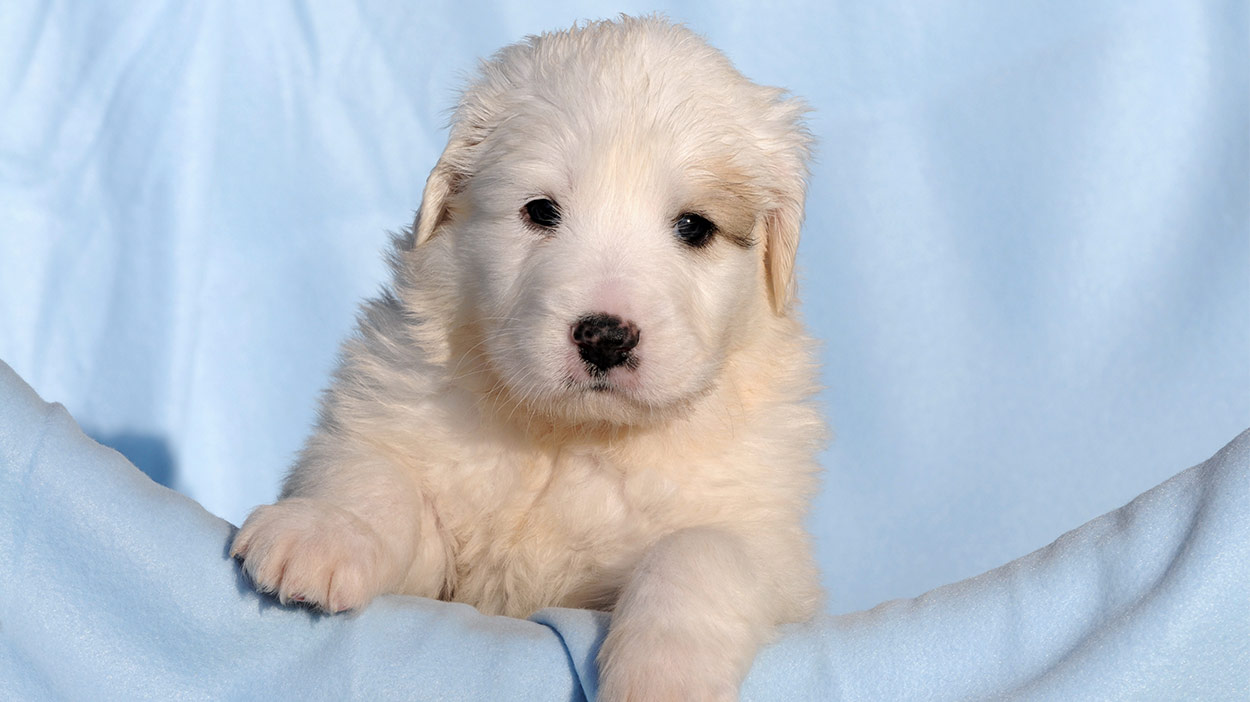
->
523, 198, 561, 229
674, 213, 716, 247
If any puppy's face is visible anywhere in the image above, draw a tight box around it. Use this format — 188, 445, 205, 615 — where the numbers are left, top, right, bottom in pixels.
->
413, 21, 810, 426
461, 121, 762, 423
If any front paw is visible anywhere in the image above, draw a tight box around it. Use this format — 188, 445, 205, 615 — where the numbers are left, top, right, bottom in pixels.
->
230, 498, 391, 612
597, 625, 742, 702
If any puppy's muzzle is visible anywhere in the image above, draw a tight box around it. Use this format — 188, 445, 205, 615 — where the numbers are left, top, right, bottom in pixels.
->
572, 314, 640, 373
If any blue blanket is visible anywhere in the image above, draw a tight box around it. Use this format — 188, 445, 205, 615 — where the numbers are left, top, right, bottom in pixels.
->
2, 1, 1249, 698
2, 361, 1246, 699
1, 1, 1247, 617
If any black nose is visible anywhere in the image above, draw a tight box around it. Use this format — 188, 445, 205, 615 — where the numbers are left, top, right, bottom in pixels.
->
572, 314, 640, 372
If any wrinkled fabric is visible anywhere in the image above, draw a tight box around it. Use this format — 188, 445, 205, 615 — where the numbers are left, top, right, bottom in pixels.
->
0, 0, 1247, 625
1, 362, 1247, 700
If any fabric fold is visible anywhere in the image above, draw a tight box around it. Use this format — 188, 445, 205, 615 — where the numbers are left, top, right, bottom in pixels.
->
2, 359, 1247, 700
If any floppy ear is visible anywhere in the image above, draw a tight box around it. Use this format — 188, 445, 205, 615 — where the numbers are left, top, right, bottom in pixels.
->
763, 192, 806, 315
412, 135, 473, 246
413, 47, 531, 246
760, 98, 813, 315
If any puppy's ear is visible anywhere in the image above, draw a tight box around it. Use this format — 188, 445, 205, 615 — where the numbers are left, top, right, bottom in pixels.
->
763, 192, 805, 315
413, 52, 525, 246
412, 135, 473, 246
760, 96, 813, 315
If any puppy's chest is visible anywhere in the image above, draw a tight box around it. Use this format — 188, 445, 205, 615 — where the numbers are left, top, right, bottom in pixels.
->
441, 446, 680, 615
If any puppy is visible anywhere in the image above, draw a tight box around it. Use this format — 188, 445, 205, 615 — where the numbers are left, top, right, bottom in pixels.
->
232, 15, 825, 701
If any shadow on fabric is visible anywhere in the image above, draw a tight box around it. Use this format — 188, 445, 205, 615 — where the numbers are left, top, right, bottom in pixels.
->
90, 431, 178, 488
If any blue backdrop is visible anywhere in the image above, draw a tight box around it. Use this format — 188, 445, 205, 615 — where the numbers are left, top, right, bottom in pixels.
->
1, 1, 1246, 615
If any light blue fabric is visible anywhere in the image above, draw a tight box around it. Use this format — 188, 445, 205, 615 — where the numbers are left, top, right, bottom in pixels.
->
2, 0, 1249, 616
2, 361, 1247, 700
0, 3, 1248, 694
1, 2, 1247, 617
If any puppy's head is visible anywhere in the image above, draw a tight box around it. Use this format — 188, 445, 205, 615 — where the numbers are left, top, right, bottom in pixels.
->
411, 16, 811, 426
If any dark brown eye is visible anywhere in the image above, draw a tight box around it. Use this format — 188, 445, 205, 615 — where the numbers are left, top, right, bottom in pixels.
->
674, 213, 716, 247
524, 198, 561, 229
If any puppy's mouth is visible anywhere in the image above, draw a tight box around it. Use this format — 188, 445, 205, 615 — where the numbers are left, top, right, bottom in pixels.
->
565, 375, 621, 394
587, 379, 614, 393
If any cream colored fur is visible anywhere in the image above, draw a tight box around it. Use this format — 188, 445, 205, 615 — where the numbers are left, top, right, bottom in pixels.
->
232, 16, 825, 701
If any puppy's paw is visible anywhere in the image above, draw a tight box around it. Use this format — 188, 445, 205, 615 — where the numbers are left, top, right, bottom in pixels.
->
597, 626, 741, 702
230, 498, 391, 612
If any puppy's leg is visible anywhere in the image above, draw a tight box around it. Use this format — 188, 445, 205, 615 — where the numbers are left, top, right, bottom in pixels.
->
231, 442, 448, 612
597, 526, 817, 702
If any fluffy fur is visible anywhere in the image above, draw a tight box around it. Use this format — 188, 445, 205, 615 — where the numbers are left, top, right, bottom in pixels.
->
232, 16, 825, 701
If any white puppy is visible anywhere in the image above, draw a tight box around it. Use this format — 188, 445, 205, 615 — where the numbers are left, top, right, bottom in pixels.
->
232, 15, 824, 701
